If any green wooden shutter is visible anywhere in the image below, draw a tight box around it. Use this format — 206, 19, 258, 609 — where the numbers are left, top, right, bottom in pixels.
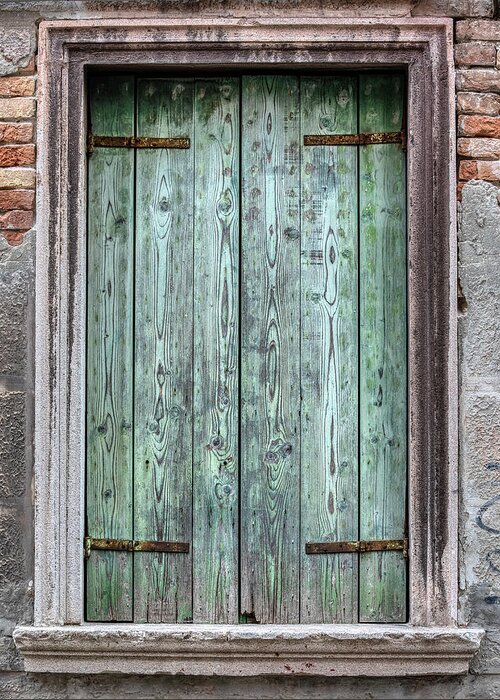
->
240, 75, 301, 624
86, 75, 135, 621
358, 74, 407, 622
134, 79, 195, 623
193, 79, 240, 623
299, 76, 359, 623
86, 72, 407, 624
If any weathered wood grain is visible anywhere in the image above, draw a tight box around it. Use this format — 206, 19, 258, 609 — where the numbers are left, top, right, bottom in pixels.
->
192, 79, 240, 623
134, 79, 194, 623
240, 75, 301, 624
88, 75, 135, 138
85, 71, 407, 626
86, 75, 135, 621
300, 76, 359, 623
358, 73, 407, 623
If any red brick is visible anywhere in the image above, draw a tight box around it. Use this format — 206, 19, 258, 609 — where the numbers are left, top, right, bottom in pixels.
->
459, 160, 478, 180
457, 91, 500, 115
0, 230, 28, 246
456, 69, 500, 94
0, 76, 35, 97
16, 58, 36, 76
0, 210, 34, 230
476, 161, 500, 180
459, 159, 500, 181
458, 115, 500, 137
456, 20, 500, 42
0, 145, 35, 167
458, 137, 500, 159
0, 123, 33, 144
0, 190, 34, 211
455, 42, 496, 67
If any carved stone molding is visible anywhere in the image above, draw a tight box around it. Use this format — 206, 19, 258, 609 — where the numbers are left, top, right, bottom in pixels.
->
14, 624, 484, 676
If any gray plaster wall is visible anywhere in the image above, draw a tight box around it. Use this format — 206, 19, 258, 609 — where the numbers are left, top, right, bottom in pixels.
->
0, 2, 499, 697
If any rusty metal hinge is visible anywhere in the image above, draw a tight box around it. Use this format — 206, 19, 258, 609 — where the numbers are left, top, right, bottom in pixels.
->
87, 134, 191, 154
303, 131, 406, 148
305, 538, 408, 558
84, 536, 189, 560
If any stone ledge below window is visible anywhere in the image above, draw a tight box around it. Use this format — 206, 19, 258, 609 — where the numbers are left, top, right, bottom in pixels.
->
13, 624, 484, 676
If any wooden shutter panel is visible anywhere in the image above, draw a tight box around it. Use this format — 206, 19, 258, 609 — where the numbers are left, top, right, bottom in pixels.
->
299, 76, 359, 623
193, 79, 240, 623
85, 72, 407, 624
86, 75, 135, 621
133, 79, 195, 623
240, 76, 301, 624
358, 74, 407, 623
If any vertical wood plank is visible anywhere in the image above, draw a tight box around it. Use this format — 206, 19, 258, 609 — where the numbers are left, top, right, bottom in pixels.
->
86, 75, 135, 621
240, 75, 301, 623
134, 79, 194, 623
300, 76, 359, 623
192, 78, 240, 623
359, 73, 407, 622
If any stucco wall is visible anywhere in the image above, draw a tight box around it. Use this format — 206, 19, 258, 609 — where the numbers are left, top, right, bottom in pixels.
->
0, 1, 498, 697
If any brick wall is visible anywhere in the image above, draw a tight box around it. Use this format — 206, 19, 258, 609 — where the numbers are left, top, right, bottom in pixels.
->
0, 62, 36, 246
456, 19, 500, 197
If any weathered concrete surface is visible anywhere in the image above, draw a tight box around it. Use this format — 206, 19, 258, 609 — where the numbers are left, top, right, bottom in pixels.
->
0, 230, 34, 680
457, 180, 500, 693
0, 268, 31, 379
0, 671, 500, 698
0, 0, 495, 18
0, 0, 417, 18
412, 0, 494, 16
0, 16, 36, 78
13, 624, 484, 676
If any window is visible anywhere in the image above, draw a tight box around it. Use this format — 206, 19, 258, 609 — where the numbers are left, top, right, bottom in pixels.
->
14, 18, 483, 677
85, 72, 407, 624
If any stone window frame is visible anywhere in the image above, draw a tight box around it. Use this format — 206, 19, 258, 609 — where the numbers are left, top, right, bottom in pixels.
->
13, 16, 484, 676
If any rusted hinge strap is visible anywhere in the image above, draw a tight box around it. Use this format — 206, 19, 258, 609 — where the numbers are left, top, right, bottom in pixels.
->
84, 536, 189, 560
304, 131, 405, 147
305, 538, 408, 558
87, 135, 190, 154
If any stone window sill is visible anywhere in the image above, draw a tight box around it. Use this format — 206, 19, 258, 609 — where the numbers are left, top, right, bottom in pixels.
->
14, 624, 484, 676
